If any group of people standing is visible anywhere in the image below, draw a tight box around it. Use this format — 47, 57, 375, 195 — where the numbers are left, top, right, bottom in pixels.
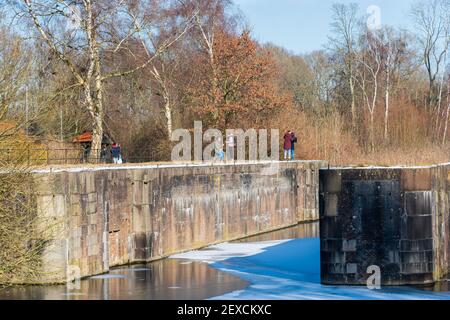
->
212, 133, 235, 162
105, 134, 297, 164
215, 131, 299, 162
98, 142, 122, 164
283, 130, 298, 160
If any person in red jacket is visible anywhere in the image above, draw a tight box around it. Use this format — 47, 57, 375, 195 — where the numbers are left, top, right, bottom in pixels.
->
283, 130, 292, 160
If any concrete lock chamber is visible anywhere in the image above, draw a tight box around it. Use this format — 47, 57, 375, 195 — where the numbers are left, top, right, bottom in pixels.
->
319, 166, 450, 286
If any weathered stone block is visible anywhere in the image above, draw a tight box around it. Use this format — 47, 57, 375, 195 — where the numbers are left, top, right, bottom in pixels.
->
400, 251, 433, 264
324, 193, 338, 217
402, 169, 431, 191
86, 174, 96, 193
346, 263, 357, 274
324, 263, 345, 274
37, 194, 66, 218
342, 239, 356, 252
70, 194, 80, 204
88, 243, 99, 257
405, 192, 432, 216
401, 239, 432, 251
70, 202, 82, 216
87, 193, 97, 203
87, 201, 97, 215
400, 262, 433, 274
404, 215, 432, 239
388, 251, 400, 263
321, 171, 341, 193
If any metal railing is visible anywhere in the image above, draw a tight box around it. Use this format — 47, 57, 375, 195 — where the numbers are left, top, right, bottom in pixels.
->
0, 148, 160, 165
0, 148, 293, 166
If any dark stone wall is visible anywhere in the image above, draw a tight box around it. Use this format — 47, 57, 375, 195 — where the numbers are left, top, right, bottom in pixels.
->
320, 168, 435, 285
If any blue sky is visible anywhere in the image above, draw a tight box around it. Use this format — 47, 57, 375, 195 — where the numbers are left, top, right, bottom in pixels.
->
234, 0, 416, 54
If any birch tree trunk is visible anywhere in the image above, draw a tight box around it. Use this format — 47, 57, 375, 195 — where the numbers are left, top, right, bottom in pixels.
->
370, 111, 375, 152
349, 68, 357, 130
90, 58, 104, 161
384, 67, 390, 142
435, 39, 448, 138
442, 88, 450, 145
149, 66, 173, 138
196, 13, 220, 128
85, 0, 103, 161
164, 98, 173, 138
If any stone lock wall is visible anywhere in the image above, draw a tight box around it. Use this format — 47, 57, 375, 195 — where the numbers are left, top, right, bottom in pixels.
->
431, 164, 450, 281
319, 165, 450, 286
33, 161, 325, 283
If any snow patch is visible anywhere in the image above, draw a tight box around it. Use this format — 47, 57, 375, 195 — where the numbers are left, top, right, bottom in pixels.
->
169, 240, 290, 263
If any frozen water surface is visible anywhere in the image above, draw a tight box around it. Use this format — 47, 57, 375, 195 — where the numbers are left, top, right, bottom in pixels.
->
173, 229, 450, 300
1, 223, 449, 300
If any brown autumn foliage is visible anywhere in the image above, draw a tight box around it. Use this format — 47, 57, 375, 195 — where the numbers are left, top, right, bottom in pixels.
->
187, 30, 291, 130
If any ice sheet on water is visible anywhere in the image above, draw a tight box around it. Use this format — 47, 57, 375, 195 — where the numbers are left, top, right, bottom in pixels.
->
89, 274, 127, 280
172, 237, 450, 300
169, 240, 290, 263
110, 268, 151, 273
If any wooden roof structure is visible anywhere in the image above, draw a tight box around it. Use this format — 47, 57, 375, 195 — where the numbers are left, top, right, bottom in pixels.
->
72, 132, 113, 145
72, 131, 93, 143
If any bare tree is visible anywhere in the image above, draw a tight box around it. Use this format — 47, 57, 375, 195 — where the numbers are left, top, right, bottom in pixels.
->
128, 2, 198, 139
329, 3, 360, 130
411, 0, 450, 112
306, 51, 335, 112
441, 75, 450, 144
354, 29, 383, 152
176, 0, 236, 128
194, 0, 224, 126
379, 27, 408, 141
18, 0, 195, 160
0, 19, 32, 136
266, 44, 316, 110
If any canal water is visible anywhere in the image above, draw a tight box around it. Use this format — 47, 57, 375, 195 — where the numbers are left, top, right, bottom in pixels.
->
1, 222, 449, 300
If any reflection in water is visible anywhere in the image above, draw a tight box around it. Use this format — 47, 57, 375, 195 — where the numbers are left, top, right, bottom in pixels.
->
3, 221, 445, 300
0, 223, 315, 300
429, 281, 450, 292
234, 222, 318, 243
0, 259, 248, 300
414, 278, 450, 292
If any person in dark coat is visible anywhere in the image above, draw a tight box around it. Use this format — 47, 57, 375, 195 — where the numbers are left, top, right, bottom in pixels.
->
81, 144, 91, 163
283, 130, 292, 160
100, 145, 108, 163
291, 131, 298, 160
111, 142, 121, 164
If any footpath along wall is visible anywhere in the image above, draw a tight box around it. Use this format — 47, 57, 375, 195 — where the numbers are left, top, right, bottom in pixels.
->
32, 161, 325, 283
319, 164, 450, 285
